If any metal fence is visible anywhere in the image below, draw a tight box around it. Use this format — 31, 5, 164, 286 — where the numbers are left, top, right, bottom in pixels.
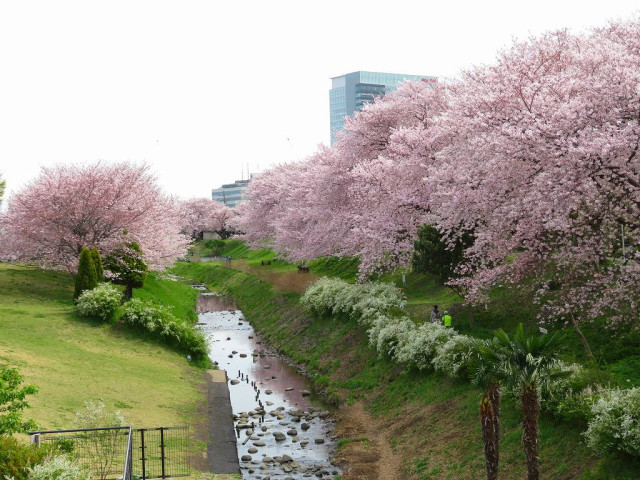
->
30, 426, 190, 480
31, 427, 132, 480
133, 427, 190, 479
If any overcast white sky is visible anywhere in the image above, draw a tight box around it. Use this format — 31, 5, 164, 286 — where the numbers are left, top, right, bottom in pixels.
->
1, 1, 638, 202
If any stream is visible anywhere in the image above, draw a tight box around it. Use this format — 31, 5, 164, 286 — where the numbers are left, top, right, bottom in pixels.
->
196, 291, 342, 479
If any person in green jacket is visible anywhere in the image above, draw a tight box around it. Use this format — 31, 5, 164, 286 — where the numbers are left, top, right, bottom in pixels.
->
442, 311, 452, 328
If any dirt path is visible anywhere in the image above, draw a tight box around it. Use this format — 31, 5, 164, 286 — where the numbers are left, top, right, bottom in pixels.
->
333, 402, 403, 480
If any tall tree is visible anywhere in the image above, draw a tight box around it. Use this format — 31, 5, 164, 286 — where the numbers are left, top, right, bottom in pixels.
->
0, 162, 189, 273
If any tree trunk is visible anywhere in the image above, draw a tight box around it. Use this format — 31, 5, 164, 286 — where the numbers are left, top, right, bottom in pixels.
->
569, 312, 595, 361
481, 383, 500, 480
122, 284, 133, 303
488, 382, 500, 460
521, 385, 539, 480
467, 303, 475, 330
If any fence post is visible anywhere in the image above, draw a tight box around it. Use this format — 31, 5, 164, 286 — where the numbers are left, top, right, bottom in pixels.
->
160, 427, 166, 479
30, 433, 40, 447
140, 429, 146, 480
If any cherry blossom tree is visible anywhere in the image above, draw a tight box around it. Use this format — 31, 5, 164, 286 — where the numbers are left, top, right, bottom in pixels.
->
0, 162, 189, 272
236, 16, 640, 341
180, 198, 234, 239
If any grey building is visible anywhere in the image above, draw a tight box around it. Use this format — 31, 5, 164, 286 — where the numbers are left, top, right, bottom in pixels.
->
212, 179, 250, 208
329, 71, 436, 144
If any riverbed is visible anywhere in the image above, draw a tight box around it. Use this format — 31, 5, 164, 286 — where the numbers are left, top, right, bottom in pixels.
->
197, 292, 341, 479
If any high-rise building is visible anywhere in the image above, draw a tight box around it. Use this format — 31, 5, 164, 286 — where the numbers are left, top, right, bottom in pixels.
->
329, 71, 436, 144
212, 179, 249, 208
212, 173, 259, 208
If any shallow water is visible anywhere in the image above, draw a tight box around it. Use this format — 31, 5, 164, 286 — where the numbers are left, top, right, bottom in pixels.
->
197, 293, 341, 479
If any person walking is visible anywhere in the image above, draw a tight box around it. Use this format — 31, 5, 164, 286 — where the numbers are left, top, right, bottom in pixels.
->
430, 305, 442, 324
442, 310, 453, 328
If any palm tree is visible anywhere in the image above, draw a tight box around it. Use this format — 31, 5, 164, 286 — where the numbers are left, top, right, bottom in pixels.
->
472, 337, 506, 480
485, 324, 565, 480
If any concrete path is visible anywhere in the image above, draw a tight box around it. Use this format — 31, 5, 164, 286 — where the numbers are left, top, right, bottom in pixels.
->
206, 369, 240, 474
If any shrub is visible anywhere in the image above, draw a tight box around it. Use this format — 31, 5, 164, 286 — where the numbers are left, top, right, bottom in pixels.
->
584, 387, 640, 457
120, 299, 208, 358
395, 322, 459, 370
0, 436, 54, 480
369, 316, 415, 359
552, 386, 600, 424
433, 335, 486, 378
74, 248, 97, 300
204, 239, 225, 256
76, 283, 121, 322
73, 400, 127, 428
300, 277, 346, 317
27, 455, 89, 480
301, 277, 405, 323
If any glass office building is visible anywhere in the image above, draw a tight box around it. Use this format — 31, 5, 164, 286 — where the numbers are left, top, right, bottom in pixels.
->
329, 71, 435, 144
212, 179, 250, 208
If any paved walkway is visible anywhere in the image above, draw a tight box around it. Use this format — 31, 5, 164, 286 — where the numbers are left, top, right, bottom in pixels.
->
206, 369, 240, 475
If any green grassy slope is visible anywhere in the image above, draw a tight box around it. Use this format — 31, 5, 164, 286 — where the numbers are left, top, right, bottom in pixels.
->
0, 264, 204, 430
171, 260, 640, 479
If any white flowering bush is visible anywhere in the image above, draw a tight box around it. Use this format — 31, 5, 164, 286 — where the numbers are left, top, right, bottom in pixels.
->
584, 387, 640, 457
27, 455, 89, 480
354, 282, 406, 324
75, 283, 121, 322
395, 323, 459, 370
120, 299, 208, 358
301, 277, 405, 323
433, 335, 486, 378
300, 278, 347, 316
369, 316, 415, 359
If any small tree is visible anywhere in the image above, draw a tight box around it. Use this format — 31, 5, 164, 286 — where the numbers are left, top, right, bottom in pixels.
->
73, 401, 128, 480
471, 353, 502, 480
91, 247, 105, 282
74, 247, 98, 300
104, 241, 148, 302
0, 365, 38, 435
412, 224, 475, 326
412, 224, 474, 295
484, 324, 566, 480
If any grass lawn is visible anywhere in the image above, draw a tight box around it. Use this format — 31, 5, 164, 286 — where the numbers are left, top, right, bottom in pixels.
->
0, 263, 204, 431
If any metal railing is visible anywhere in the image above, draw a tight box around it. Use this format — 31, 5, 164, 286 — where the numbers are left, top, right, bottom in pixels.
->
31, 427, 132, 480
134, 427, 190, 479
30, 426, 189, 480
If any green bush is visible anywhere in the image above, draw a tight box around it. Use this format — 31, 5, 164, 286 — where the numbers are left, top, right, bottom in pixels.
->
119, 299, 208, 358
26, 454, 89, 480
74, 248, 97, 300
0, 436, 54, 480
76, 283, 121, 322
204, 239, 225, 256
